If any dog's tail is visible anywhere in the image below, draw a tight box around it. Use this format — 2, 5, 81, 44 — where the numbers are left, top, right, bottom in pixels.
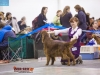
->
64, 39, 77, 48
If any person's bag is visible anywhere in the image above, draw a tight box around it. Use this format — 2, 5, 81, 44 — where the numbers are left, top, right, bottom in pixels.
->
32, 16, 38, 30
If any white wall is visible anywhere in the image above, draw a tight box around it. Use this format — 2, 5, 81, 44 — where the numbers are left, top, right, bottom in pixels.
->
2, 0, 58, 26
0, 7, 3, 11
1, 0, 100, 26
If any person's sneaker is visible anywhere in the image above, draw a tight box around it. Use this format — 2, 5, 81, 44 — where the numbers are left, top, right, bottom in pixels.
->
76, 55, 83, 64
78, 55, 83, 64
76, 59, 79, 64
0, 60, 5, 64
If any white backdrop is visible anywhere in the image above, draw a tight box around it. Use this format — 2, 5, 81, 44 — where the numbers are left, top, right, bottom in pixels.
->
1, 0, 100, 26
2, 0, 58, 26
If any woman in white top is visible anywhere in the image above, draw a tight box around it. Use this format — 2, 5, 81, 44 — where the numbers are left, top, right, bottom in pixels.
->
48, 17, 82, 65
6, 12, 20, 34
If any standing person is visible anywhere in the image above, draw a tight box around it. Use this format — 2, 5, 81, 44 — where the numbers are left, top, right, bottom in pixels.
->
81, 7, 90, 26
18, 17, 27, 30
74, 5, 87, 30
31, 7, 48, 42
90, 17, 95, 27
97, 18, 100, 29
5, 12, 20, 34
60, 6, 72, 28
48, 17, 82, 65
38, 7, 48, 27
74, 5, 87, 42
52, 10, 62, 26
0, 12, 6, 23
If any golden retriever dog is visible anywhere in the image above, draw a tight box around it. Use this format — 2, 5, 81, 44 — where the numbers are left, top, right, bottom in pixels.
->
92, 34, 100, 44
41, 30, 77, 66
19, 27, 32, 34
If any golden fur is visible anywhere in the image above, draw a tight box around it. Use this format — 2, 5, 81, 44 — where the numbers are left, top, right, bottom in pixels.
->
41, 30, 77, 66
92, 34, 100, 44
19, 27, 32, 34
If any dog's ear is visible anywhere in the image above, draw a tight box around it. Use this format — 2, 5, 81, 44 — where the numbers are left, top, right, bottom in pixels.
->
42, 34, 45, 43
41, 30, 48, 43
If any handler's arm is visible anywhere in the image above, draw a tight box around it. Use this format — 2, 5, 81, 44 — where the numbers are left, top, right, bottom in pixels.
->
48, 28, 70, 35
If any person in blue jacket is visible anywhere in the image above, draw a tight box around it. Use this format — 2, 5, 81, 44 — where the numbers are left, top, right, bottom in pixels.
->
0, 22, 16, 63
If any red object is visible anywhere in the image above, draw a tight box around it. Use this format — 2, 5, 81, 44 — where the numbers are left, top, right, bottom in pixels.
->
80, 42, 85, 46
58, 33, 62, 36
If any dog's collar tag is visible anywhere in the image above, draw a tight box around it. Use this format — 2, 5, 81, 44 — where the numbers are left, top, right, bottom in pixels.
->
72, 47, 77, 51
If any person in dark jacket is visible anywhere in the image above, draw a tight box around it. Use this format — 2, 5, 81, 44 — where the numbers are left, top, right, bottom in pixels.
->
60, 6, 72, 28
37, 7, 48, 27
98, 18, 100, 30
74, 5, 87, 30
17, 17, 27, 30
81, 7, 90, 26
74, 5, 87, 43
0, 22, 16, 63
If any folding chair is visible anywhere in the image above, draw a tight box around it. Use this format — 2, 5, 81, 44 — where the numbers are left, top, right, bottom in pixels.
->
8, 37, 23, 62
1, 48, 10, 60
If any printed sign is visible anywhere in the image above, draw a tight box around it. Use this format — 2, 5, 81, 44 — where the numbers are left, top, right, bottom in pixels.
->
0, 0, 9, 6
13, 66, 34, 73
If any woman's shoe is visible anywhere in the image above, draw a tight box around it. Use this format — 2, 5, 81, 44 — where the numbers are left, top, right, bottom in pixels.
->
4, 60, 10, 63
0, 60, 5, 64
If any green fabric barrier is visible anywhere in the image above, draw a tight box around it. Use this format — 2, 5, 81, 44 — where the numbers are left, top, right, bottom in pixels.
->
16, 34, 34, 59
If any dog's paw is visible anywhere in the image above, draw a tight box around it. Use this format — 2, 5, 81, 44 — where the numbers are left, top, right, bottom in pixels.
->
67, 63, 70, 66
79, 60, 83, 64
45, 64, 49, 66
73, 62, 76, 66
51, 63, 54, 65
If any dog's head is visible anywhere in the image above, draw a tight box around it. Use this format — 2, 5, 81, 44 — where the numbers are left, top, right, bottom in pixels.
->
41, 30, 49, 43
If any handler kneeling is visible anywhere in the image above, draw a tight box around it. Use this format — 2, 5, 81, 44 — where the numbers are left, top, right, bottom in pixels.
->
48, 17, 83, 65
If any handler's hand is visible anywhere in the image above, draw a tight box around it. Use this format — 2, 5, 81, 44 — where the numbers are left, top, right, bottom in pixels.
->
70, 36, 77, 41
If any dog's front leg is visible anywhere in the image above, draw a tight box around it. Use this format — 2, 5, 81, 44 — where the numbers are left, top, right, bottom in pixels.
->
46, 56, 50, 66
51, 57, 55, 65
